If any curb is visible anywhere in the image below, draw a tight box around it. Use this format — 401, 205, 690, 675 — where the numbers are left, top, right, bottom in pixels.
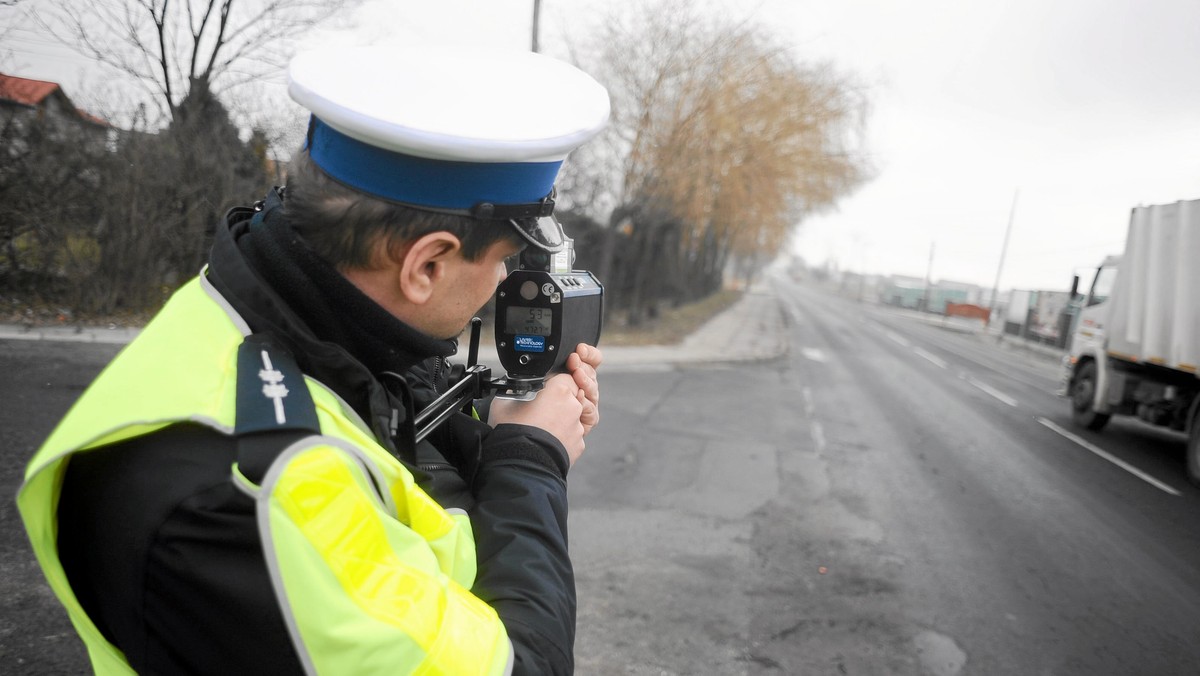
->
0, 324, 142, 345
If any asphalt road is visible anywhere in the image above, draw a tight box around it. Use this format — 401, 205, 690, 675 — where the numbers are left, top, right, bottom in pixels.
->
1, 340, 120, 674
568, 278, 1200, 674
4, 278, 1200, 674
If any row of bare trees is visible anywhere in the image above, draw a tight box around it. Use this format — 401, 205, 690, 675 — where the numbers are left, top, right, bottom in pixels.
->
559, 3, 870, 325
2, 0, 869, 324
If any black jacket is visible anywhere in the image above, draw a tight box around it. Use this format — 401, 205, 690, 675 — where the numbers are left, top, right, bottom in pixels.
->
57, 193, 577, 675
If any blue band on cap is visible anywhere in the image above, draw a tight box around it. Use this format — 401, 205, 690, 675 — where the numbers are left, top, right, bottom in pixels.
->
306, 116, 562, 210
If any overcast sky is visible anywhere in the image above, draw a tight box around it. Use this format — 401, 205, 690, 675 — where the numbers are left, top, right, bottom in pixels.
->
761, 0, 1200, 292
7, 0, 1200, 292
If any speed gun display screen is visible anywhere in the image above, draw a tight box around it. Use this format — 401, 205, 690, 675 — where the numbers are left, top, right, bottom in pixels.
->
506, 306, 553, 337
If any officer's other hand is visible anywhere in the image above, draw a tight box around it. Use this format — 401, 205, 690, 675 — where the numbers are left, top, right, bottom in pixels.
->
566, 343, 601, 436
491, 374, 587, 466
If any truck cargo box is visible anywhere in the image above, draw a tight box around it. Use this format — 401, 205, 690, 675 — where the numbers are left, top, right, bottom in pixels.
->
1106, 198, 1200, 373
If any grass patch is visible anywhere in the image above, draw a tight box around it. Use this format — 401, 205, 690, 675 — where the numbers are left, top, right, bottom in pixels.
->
602, 289, 744, 347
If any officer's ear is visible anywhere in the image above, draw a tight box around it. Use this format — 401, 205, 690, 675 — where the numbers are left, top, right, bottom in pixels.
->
396, 231, 462, 305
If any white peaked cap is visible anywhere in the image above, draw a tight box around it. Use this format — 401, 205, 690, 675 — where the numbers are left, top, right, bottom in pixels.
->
287, 43, 611, 214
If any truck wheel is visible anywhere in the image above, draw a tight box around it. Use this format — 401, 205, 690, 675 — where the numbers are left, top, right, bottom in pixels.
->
1188, 422, 1200, 488
1070, 361, 1111, 431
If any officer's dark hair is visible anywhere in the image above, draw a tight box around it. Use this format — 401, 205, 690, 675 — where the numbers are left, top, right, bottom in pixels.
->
282, 150, 522, 268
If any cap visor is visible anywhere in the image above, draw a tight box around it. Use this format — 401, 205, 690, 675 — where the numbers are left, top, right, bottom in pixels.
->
509, 216, 566, 252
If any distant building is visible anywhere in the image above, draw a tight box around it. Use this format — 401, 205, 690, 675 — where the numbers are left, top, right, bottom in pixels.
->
935, 279, 984, 306
882, 275, 926, 309
0, 72, 111, 156
880, 276, 980, 313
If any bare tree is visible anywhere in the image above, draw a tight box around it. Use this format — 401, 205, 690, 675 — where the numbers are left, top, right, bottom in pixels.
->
560, 0, 871, 323
36, 0, 353, 124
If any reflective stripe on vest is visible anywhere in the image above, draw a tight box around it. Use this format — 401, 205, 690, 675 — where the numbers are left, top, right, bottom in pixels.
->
17, 273, 512, 675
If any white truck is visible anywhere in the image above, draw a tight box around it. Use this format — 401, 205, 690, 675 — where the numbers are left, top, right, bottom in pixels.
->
1064, 198, 1200, 485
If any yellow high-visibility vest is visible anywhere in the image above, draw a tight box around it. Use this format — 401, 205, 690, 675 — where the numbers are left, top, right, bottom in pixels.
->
16, 272, 512, 675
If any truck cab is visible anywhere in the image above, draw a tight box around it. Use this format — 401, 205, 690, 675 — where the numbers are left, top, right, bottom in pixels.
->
1060, 199, 1200, 486
1061, 256, 1119, 421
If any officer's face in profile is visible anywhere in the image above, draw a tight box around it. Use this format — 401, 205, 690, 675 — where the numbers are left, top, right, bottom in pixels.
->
432, 237, 523, 340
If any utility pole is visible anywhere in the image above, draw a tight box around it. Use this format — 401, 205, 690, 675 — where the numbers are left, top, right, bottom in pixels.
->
922, 241, 935, 312
531, 0, 542, 52
988, 189, 1020, 329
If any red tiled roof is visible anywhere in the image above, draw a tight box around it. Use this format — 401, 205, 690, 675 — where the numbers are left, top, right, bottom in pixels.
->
75, 108, 109, 128
0, 72, 109, 127
0, 72, 60, 107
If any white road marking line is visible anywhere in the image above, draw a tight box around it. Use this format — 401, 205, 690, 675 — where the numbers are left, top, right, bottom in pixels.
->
967, 377, 1019, 407
874, 314, 1062, 395
811, 421, 827, 453
801, 347, 828, 363
1035, 417, 1182, 496
913, 347, 948, 369
802, 386, 815, 416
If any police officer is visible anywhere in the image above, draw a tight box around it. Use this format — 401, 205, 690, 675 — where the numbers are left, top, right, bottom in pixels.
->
18, 43, 610, 675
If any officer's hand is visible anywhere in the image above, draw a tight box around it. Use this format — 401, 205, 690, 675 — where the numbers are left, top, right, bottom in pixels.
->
567, 343, 602, 436
490, 373, 587, 466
